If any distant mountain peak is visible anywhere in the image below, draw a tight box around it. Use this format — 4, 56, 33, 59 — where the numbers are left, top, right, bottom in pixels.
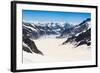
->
79, 18, 91, 26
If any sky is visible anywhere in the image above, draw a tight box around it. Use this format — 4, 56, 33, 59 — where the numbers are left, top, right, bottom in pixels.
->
22, 10, 91, 25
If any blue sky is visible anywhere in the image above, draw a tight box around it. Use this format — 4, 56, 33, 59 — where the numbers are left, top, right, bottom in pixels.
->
22, 10, 91, 25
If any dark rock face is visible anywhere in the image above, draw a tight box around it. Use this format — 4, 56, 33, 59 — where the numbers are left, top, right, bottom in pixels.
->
62, 36, 76, 45
23, 45, 32, 53
75, 29, 91, 42
62, 28, 91, 47
23, 37, 44, 55
76, 41, 91, 47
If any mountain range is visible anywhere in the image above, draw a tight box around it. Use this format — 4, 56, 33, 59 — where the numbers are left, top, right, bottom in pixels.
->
22, 18, 91, 55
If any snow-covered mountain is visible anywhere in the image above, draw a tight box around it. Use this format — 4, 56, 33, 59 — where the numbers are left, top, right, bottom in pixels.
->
59, 18, 91, 38
62, 18, 91, 47
23, 22, 40, 39
23, 22, 73, 39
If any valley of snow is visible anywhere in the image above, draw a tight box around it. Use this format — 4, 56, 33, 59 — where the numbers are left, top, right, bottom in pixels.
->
23, 38, 91, 64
